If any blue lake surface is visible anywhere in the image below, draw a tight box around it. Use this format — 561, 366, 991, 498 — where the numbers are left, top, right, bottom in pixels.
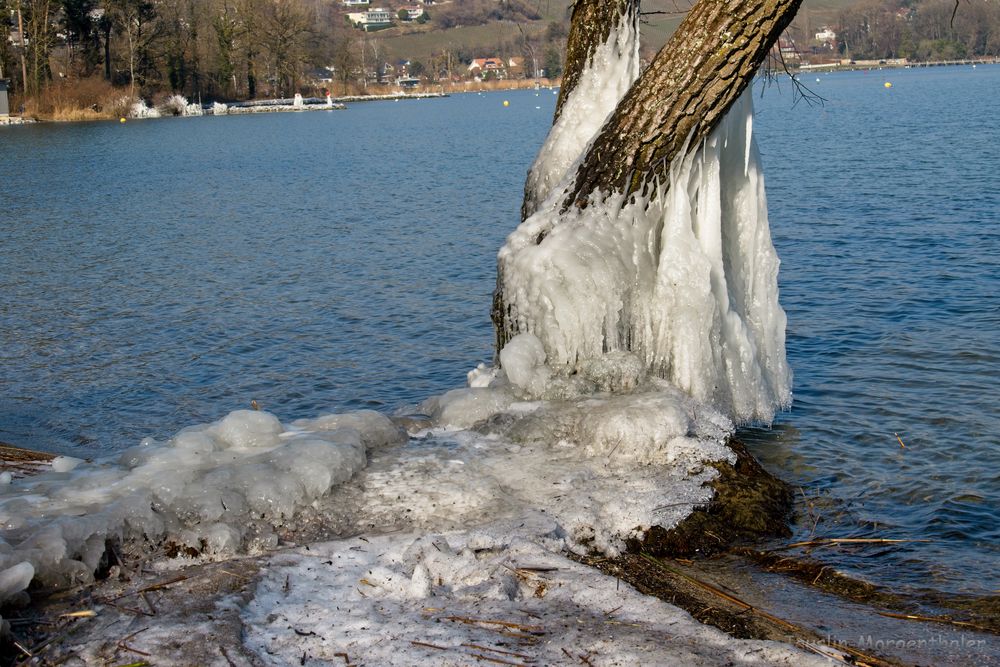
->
1, 67, 997, 600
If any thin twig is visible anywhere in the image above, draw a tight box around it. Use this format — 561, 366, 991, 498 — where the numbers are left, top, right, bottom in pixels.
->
875, 611, 991, 632
98, 599, 154, 617
444, 616, 545, 634
468, 652, 528, 666
11, 639, 33, 658
410, 640, 450, 651
780, 538, 931, 550
108, 575, 187, 602
640, 554, 799, 632
461, 644, 533, 660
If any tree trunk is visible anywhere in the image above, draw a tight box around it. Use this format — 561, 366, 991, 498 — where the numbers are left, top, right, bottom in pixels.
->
565, 0, 802, 210
520, 0, 641, 221
553, 0, 638, 123
494, 0, 801, 357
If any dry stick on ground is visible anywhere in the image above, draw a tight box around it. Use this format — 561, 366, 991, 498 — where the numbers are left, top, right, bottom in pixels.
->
444, 616, 545, 634
410, 640, 450, 651
411, 641, 530, 666
639, 554, 892, 667
106, 575, 188, 602
467, 653, 529, 667
116, 628, 151, 658
460, 644, 534, 660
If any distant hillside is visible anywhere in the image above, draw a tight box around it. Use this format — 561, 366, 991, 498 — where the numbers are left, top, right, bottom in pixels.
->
374, 0, 573, 65
373, 0, 856, 69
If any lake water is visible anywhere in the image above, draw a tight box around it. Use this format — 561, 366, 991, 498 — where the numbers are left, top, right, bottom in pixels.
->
1, 67, 997, 605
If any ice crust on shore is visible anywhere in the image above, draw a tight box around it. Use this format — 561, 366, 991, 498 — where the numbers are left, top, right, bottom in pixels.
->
240, 524, 834, 667
0, 341, 739, 605
0, 409, 404, 602
500, 91, 791, 424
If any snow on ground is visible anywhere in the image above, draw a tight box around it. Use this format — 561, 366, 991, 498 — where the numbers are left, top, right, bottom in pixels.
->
0, 351, 832, 665
44, 517, 834, 666
240, 521, 833, 667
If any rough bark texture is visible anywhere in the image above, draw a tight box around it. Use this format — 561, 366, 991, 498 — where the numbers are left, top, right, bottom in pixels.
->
553, 0, 639, 122
566, 0, 802, 208
494, 0, 800, 357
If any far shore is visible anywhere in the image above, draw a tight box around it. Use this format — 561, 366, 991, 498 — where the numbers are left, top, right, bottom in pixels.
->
2, 77, 562, 125
794, 55, 1000, 73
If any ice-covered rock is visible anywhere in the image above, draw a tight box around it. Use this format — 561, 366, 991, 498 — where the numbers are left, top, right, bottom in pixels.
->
0, 408, 399, 602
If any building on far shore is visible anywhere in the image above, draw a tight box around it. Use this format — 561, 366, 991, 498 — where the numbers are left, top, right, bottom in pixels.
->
347, 8, 393, 30
399, 5, 425, 20
0, 80, 9, 118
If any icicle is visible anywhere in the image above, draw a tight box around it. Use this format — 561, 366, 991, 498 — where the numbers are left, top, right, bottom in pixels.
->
498, 89, 791, 424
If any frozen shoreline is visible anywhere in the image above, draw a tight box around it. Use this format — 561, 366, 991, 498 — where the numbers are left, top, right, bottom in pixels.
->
0, 427, 835, 666
20, 520, 837, 667
126, 92, 449, 120
0, 342, 836, 664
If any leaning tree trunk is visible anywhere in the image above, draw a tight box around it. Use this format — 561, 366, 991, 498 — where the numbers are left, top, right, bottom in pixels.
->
520, 0, 640, 221
494, 0, 801, 353
552, 0, 639, 127
566, 0, 802, 209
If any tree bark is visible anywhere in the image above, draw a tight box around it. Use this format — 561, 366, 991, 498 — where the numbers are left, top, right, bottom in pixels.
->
565, 0, 802, 209
494, 0, 801, 356
520, 0, 639, 222
553, 0, 639, 122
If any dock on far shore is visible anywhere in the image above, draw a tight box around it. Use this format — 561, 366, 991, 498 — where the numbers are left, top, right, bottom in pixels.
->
796, 56, 1000, 72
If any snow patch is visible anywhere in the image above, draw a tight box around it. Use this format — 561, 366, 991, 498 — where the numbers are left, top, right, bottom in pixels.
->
242, 523, 833, 667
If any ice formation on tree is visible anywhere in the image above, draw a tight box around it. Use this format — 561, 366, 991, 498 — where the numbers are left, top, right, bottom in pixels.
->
498, 40, 790, 424
522, 10, 641, 217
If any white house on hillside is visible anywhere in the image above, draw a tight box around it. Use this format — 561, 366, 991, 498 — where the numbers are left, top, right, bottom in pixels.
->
399, 5, 425, 20
815, 27, 836, 42
468, 57, 506, 78
348, 8, 393, 30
